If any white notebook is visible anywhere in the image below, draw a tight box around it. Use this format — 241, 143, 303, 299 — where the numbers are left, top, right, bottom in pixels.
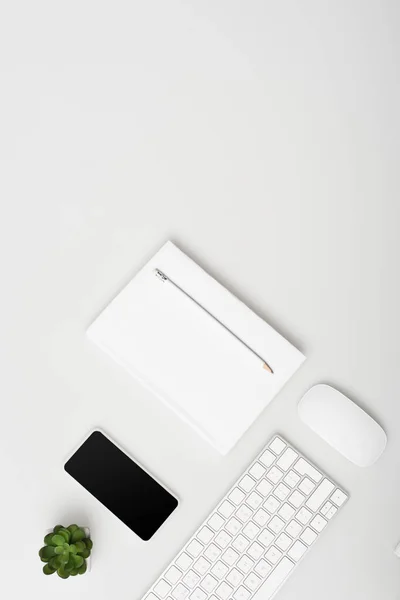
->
87, 242, 305, 454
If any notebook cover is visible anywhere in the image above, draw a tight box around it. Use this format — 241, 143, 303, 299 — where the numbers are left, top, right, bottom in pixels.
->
87, 241, 305, 454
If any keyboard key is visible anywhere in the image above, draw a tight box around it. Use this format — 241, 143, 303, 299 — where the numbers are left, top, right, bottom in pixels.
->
249, 463, 266, 480
278, 503, 295, 522
146, 594, 158, 600
204, 544, 221, 562
197, 527, 214, 545
176, 554, 193, 571
226, 568, 242, 586
253, 508, 269, 527
285, 520, 302, 538
242, 521, 260, 540
193, 557, 211, 576
233, 586, 251, 600
229, 488, 246, 506
252, 557, 294, 599
201, 574, 218, 593
208, 514, 225, 532
330, 489, 348, 507
239, 475, 256, 493
211, 561, 229, 579
275, 533, 292, 551
263, 495, 280, 514
254, 558, 272, 577
293, 458, 322, 483
182, 571, 200, 589
225, 517, 242, 536
236, 505, 253, 523
274, 483, 290, 501
232, 534, 249, 552
269, 437, 286, 455
321, 501, 333, 516
172, 584, 190, 600
266, 466, 284, 484
246, 492, 263, 509
221, 548, 239, 566
288, 540, 307, 562
300, 527, 317, 546
284, 470, 301, 488
155, 581, 172, 598
325, 505, 338, 519
267, 516, 285, 534
218, 501, 235, 518
187, 540, 204, 558
247, 541, 264, 560
190, 588, 207, 600
165, 567, 182, 585
306, 479, 335, 512
277, 448, 298, 471
236, 555, 254, 574
243, 572, 261, 591
298, 477, 315, 496
310, 515, 327, 532
265, 546, 283, 565
288, 490, 305, 508
257, 529, 274, 548
215, 582, 232, 600
296, 507, 312, 525
259, 450, 275, 467
256, 480, 273, 497
214, 531, 232, 549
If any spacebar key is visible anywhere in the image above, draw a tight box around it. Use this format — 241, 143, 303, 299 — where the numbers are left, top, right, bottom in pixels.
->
252, 558, 294, 600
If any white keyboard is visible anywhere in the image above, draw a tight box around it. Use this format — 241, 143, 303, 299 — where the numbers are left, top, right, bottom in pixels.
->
143, 436, 348, 600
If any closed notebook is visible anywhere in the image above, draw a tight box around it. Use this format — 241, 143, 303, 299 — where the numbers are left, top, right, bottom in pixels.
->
87, 241, 305, 454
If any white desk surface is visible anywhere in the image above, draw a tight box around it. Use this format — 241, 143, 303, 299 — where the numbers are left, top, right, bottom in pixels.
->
1, 2, 399, 599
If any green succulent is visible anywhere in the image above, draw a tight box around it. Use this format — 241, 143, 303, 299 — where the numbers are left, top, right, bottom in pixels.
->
39, 525, 93, 578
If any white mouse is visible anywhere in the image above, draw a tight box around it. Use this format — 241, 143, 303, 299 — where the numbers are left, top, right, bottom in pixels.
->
298, 384, 387, 467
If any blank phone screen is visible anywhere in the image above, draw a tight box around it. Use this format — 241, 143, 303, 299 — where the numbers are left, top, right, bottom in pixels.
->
64, 431, 178, 540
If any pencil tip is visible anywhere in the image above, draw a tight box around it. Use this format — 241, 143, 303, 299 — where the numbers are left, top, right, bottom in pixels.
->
263, 363, 273, 374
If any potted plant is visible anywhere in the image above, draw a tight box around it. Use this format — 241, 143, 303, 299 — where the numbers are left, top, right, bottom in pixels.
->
38, 524, 93, 578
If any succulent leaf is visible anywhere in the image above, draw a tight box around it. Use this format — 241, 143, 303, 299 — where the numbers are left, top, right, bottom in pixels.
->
43, 564, 56, 575
78, 559, 87, 575
65, 556, 75, 572
72, 554, 84, 569
53, 525, 63, 534
75, 541, 86, 553
58, 528, 71, 542
44, 533, 57, 546
85, 538, 93, 550
40, 546, 56, 559
80, 548, 90, 559
49, 557, 61, 570
54, 546, 64, 555
67, 524, 78, 533
51, 534, 65, 546
57, 567, 70, 579
70, 528, 86, 543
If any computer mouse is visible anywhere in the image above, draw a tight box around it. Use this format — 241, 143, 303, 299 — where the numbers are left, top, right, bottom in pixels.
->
298, 384, 387, 467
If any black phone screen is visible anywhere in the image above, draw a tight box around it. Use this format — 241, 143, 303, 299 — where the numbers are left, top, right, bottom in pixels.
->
64, 431, 178, 540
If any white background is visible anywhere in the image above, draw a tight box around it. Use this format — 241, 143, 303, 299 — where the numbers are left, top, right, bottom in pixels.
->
1, 1, 399, 599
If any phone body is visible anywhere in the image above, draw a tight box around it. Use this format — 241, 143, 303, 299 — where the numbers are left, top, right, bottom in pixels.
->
64, 430, 178, 540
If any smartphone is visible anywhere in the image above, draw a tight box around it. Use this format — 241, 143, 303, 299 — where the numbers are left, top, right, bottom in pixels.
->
64, 431, 178, 540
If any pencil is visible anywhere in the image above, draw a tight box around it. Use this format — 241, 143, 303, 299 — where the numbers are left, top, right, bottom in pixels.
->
154, 269, 273, 374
